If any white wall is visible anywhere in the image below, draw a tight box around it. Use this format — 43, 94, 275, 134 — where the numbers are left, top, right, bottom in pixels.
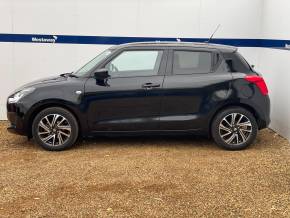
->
259, 48, 290, 140
0, 0, 289, 141
257, 0, 290, 140
0, 0, 263, 119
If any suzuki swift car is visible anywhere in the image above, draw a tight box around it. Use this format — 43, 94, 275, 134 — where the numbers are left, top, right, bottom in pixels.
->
7, 42, 270, 151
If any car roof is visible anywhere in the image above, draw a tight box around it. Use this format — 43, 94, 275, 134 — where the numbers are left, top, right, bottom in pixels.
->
110, 41, 237, 53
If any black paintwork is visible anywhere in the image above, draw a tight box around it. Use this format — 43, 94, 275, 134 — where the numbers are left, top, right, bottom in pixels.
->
6, 42, 270, 138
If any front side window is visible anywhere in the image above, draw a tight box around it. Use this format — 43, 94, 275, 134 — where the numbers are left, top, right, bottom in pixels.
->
105, 50, 163, 77
173, 51, 212, 75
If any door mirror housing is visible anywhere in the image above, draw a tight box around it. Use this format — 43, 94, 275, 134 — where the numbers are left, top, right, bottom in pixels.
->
94, 68, 109, 79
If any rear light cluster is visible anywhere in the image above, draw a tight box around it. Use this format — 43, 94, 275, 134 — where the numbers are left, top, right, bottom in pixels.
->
244, 75, 269, 96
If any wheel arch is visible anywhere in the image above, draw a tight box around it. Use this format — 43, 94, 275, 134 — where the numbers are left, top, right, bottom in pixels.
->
208, 102, 262, 138
25, 100, 84, 138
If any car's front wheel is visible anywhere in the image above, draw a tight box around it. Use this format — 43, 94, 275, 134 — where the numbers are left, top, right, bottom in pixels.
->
211, 107, 258, 150
32, 107, 79, 151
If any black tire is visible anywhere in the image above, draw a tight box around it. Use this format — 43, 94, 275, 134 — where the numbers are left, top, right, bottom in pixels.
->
32, 107, 79, 151
211, 107, 258, 150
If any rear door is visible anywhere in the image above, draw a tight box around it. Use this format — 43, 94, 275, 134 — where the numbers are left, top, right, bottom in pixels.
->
84, 47, 168, 131
159, 47, 232, 130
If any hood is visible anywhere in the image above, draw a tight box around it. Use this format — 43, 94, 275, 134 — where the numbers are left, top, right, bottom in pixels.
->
12, 75, 67, 94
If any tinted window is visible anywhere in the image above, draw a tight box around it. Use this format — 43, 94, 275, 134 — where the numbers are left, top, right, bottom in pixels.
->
222, 52, 252, 73
173, 51, 212, 74
105, 50, 163, 77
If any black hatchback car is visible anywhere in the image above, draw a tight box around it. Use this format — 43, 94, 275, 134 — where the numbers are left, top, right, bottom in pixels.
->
7, 42, 270, 151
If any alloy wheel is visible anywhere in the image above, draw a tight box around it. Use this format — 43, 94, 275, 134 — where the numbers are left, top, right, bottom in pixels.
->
37, 114, 72, 146
219, 113, 252, 145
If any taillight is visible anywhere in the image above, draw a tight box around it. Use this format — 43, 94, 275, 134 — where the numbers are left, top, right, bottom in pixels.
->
244, 75, 268, 96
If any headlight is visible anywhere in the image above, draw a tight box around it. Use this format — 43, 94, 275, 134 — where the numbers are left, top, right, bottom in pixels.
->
8, 87, 35, 104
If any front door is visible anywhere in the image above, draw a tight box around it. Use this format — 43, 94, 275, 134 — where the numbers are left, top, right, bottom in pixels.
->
84, 48, 167, 131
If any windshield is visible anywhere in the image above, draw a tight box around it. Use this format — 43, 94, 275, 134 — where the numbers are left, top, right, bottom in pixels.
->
74, 49, 112, 76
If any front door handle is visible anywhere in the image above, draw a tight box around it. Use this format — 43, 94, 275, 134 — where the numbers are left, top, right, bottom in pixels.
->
142, 83, 161, 89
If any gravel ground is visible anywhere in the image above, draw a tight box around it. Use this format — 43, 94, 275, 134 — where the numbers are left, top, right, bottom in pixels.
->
1, 121, 290, 217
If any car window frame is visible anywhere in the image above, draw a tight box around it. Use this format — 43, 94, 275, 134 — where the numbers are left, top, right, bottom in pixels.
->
222, 51, 254, 73
95, 47, 168, 79
166, 48, 219, 76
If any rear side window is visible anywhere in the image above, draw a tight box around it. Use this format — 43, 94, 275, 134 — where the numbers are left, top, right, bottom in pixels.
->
222, 52, 252, 73
173, 51, 212, 75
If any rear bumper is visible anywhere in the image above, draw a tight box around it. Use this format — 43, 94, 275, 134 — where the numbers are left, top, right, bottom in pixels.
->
258, 116, 270, 130
257, 95, 271, 130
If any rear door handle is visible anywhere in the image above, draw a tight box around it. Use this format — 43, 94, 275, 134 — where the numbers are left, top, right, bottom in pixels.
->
142, 83, 161, 89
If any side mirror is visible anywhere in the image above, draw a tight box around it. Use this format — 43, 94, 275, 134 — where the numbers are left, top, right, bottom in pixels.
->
94, 68, 109, 79
251, 65, 255, 69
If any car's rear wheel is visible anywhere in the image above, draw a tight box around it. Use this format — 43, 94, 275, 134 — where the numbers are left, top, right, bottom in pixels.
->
211, 107, 258, 150
32, 107, 79, 151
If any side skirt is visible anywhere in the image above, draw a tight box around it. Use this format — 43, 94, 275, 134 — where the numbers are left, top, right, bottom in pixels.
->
84, 129, 208, 138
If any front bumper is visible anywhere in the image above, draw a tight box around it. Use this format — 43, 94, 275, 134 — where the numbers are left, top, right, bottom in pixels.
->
6, 103, 27, 136
7, 124, 24, 135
